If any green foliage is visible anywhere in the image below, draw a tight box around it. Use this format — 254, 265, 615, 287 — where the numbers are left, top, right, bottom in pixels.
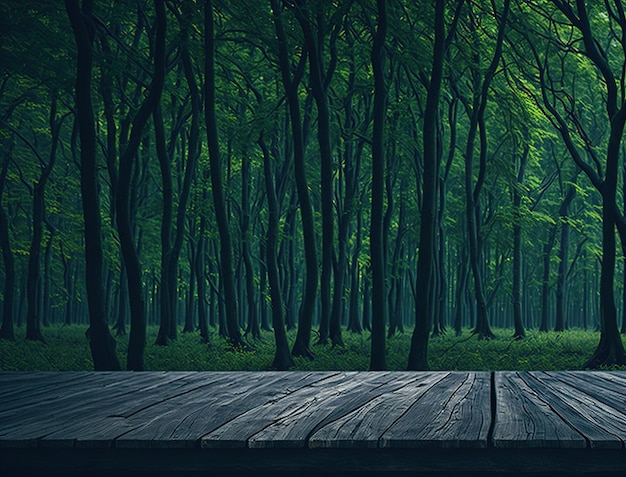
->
1, 325, 623, 372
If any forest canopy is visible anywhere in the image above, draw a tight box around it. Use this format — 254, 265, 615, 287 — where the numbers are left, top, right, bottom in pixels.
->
1, 0, 626, 371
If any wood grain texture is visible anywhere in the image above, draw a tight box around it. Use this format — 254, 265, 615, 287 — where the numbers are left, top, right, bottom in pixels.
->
247, 371, 405, 448
492, 371, 586, 448
523, 372, 626, 448
309, 372, 449, 448
201, 372, 373, 448
2, 369, 626, 469
380, 372, 491, 448
113, 372, 328, 448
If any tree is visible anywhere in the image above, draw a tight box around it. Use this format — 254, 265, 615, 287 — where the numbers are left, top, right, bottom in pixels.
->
205, 0, 243, 349
514, 0, 626, 367
272, 0, 317, 360
64, 0, 121, 370
369, 0, 388, 371
0, 148, 15, 340
116, 0, 167, 370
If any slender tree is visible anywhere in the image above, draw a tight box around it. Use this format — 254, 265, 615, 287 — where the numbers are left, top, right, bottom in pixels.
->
272, 0, 317, 359
0, 151, 15, 340
205, 0, 243, 348
65, 0, 121, 370
116, 0, 167, 370
407, 0, 446, 371
369, 0, 388, 371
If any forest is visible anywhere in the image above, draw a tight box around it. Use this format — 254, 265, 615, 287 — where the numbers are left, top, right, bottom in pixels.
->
1, 0, 626, 372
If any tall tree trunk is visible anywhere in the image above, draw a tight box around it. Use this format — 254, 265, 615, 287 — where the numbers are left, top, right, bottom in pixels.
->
464, 1, 509, 340
42, 222, 54, 327
154, 105, 174, 346
294, 0, 338, 347
539, 224, 556, 332
272, 0, 317, 359
555, 212, 570, 332
259, 238, 271, 332
407, 0, 445, 370
512, 145, 528, 339
584, 119, 626, 367
260, 136, 294, 369
25, 97, 63, 342
204, 0, 242, 348
65, 0, 120, 369
0, 155, 14, 340
195, 224, 209, 343
241, 145, 260, 340
369, 0, 388, 371
116, 0, 166, 370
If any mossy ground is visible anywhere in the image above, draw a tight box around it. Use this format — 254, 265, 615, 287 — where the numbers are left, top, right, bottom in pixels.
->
0, 324, 624, 371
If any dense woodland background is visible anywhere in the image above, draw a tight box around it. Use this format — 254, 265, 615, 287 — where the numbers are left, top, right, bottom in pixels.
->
1, 0, 626, 371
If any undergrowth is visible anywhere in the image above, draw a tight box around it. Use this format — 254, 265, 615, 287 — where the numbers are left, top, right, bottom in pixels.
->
0, 324, 624, 372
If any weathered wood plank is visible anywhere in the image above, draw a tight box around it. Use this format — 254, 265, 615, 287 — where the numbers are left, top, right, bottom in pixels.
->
0, 371, 107, 405
380, 372, 491, 448
596, 371, 626, 386
0, 372, 199, 447
111, 372, 326, 448
492, 371, 586, 448
308, 372, 449, 448
247, 371, 412, 448
37, 372, 234, 447
549, 371, 626, 416
201, 372, 379, 448
522, 372, 626, 448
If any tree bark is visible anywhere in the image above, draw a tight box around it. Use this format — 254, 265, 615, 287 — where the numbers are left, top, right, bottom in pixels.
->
65, 0, 121, 369
204, 0, 242, 348
369, 0, 388, 371
260, 136, 294, 369
0, 155, 14, 340
407, 0, 445, 370
272, 0, 317, 359
116, 0, 166, 370
512, 145, 528, 339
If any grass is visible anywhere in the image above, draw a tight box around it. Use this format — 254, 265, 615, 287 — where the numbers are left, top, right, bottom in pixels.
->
2, 324, 625, 372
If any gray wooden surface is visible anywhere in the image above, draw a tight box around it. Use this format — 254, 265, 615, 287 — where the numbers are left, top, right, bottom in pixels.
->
1, 370, 625, 474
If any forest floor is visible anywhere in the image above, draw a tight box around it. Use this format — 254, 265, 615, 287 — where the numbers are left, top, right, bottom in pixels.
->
2, 325, 625, 372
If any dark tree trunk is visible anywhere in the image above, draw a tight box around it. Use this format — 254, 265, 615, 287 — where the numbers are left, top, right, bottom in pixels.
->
259, 238, 271, 332
454, 246, 468, 336
555, 213, 570, 332
407, 0, 445, 370
362, 271, 371, 332
539, 224, 557, 332
465, 1, 509, 340
195, 225, 209, 343
0, 155, 15, 340
272, 0, 317, 359
369, 0, 388, 371
42, 223, 54, 327
584, 121, 626, 367
512, 145, 528, 339
116, 0, 166, 370
25, 96, 63, 342
156, 5, 201, 344
347, 211, 363, 334
241, 146, 260, 340
115, 264, 127, 336
154, 105, 174, 346
65, 0, 121, 369
388, 199, 405, 338
260, 136, 294, 369
205, 0, 242, 348
623, 163, 626, 335
183, 238, 196, 333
